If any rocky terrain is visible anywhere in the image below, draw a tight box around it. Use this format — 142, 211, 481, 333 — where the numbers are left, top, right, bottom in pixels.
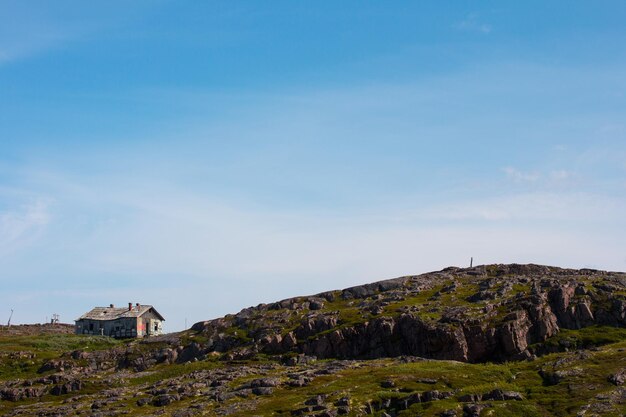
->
1, 264, 625, 416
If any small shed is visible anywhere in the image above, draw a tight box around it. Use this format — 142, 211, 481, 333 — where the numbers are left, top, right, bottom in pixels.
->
75, 303, 165, 338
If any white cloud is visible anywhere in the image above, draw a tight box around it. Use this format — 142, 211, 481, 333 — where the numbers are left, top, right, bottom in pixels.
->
0, 200, 50, 254
456, 13, 492, 34
0, 7, 72, 66
503, 167, 540, 182
599, 123, 624, 134
503, 167, 575, 184
0, 3, 135, 66
421, 192, 624, 223
550, 170, 573, 181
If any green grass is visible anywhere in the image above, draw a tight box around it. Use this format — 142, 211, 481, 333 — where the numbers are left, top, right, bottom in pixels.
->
226, 359, 520, 416
0, 333, 124, 380
541, 325, 626, 350
129, 357, 223, 386
227, 341, 626, 417
2, 330, 626, 416
0, 333, 122, 352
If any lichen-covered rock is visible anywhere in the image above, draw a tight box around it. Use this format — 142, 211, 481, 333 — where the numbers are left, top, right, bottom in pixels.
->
608, 369, 626, 386
50, 379, 82, 395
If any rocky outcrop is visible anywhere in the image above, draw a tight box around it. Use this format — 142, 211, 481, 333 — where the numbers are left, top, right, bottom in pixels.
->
609, 369, 626, 386
192, 264, 626, 363
0, 386, 46, 401
49, 379, 82, 396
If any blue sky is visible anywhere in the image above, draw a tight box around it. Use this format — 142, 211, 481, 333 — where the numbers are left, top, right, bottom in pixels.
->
1, 1, 625, 330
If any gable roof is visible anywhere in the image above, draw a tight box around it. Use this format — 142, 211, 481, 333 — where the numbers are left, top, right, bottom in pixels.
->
76, 305, 165, 321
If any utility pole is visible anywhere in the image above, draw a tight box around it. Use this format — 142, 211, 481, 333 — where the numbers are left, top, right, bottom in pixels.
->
7, 309, 14, 327
470, 257, 473, 268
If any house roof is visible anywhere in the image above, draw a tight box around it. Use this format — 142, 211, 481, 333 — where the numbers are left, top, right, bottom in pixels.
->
76, 305, 165, 321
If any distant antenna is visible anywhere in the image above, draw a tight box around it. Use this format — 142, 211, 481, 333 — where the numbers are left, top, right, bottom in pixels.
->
470, 257, 473, 268
51, 314, 60, 325
7, 309, 14, 327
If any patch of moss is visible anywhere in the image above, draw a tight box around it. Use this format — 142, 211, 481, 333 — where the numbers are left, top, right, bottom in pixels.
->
541, 326, 626, 350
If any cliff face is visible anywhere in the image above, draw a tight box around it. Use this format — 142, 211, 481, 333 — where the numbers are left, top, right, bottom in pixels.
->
193, 264, 626, 362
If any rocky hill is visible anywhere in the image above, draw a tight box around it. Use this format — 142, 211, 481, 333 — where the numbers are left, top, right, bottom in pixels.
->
1, 264, 626, 417
191, 264, 626, 363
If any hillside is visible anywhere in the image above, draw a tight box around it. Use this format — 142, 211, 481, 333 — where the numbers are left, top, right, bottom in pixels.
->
1, 264, 625, 416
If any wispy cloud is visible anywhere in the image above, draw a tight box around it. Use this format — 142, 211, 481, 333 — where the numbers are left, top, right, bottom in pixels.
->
0, 200, 50, 254
0, 4, 71, 66
421, 192, 624, 222
550, 170, 573, 181
0, 3, 136, 66
503, 167, 540, 182
503, 167, 576, 185
456, 13, 492, 34
0, 32, 71, 66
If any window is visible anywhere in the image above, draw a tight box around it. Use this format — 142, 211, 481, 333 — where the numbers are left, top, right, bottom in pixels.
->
154, 323, 158, 332
89, 323, 94, 331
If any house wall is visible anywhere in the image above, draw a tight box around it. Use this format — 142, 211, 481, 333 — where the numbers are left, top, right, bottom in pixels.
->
75, 317, 140, 338
143, 317, 163, 336
75, 316, 163, 338
142, 309, 163, 336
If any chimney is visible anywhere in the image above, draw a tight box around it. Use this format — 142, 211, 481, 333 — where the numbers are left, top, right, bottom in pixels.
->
136, 303, 140, 310
109, 304, 114, 308
128, 302, 132, 311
